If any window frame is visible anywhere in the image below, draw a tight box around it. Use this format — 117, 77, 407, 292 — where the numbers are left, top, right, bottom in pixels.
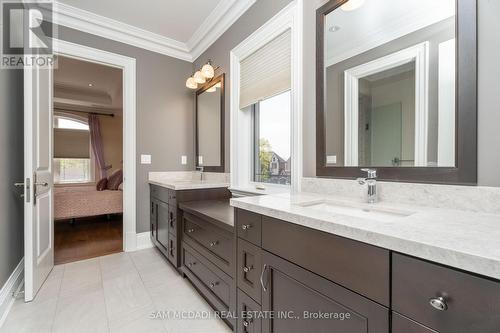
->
53, 112, 95, 185
230, 2, 303, 194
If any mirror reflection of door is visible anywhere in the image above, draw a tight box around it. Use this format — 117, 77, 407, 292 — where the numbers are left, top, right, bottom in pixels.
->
369, 103, 402, 167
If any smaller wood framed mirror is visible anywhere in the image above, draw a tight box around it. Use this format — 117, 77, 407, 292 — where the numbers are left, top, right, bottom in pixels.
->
195, 74, 225, 172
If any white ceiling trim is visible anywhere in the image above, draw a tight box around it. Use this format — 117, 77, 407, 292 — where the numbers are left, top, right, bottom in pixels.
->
52, 0, 256, 63
188, 0, 257, 61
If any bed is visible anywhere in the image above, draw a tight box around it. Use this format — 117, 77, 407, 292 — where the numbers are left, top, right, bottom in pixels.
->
54, 185, 123, 220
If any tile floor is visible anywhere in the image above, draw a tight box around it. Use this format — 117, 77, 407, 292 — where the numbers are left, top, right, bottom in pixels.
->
0, 248, 232, 333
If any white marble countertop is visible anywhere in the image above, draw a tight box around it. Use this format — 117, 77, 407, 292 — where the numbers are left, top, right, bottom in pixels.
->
149, 171, 230, 190
230, 192, 500, 280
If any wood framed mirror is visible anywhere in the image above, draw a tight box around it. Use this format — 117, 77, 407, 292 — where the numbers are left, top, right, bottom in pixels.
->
195, 74, 225, 172
316, 0, 477, 184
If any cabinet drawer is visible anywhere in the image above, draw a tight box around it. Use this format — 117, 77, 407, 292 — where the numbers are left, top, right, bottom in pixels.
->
237, 209, 262, 246
237, 289, 262, 333
392, 312, 438, 333
262, 216, 390, 306
184, 212, 233, 265
237, 239, 262, 304
392, 253, 500, 333
183, 246, 231, 306
150, 184, 169, 203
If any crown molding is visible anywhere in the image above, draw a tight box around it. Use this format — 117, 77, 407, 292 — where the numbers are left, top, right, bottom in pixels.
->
52, 2, 192, 61
51, 0, 256, 63
187, 0, 257, 61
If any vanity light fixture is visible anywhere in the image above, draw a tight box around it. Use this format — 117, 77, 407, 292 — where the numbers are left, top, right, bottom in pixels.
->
201, 61, 215, 79
193, 71, 206, 84
186, 76, 198, 89
186, 60, 221, 90
341, 0, 365, 11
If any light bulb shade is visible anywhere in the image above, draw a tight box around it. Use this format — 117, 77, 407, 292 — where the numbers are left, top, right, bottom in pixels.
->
206, 86, 216, 92
201, 63, 215, 79
193, 71, 206, 84
341, 0, 365, 11
186, 77, 197, 89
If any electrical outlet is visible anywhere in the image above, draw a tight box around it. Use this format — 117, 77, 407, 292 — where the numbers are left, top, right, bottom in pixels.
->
140, 154, 151, 164
326, 155, 337, 164
181, 155, 187, 165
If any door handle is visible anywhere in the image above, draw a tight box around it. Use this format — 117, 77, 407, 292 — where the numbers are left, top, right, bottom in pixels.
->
260, 264, 268, 292
14, 182, 24, 187
35, 182, 49, 187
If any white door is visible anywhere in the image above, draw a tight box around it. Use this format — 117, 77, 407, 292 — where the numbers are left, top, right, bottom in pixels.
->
24, 65, 54, 302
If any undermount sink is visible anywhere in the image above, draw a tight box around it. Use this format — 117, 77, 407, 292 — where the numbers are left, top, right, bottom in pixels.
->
296, 199, 415, 221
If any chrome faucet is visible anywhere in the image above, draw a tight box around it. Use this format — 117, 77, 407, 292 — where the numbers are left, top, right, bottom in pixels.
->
357, 168, 377, 203
195, 166, 204, 181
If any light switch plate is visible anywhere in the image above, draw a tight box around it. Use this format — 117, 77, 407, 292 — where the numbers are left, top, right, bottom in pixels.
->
326, 155, 337, 164
141, 154, 151, 164
181, 155, 187, 165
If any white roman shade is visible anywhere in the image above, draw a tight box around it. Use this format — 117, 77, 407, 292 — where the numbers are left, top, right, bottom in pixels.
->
54, 128, 90, 159
239, 29, 291, 109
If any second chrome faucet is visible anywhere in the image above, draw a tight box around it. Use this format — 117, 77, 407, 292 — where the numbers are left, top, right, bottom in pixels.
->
357, 168, 377, 203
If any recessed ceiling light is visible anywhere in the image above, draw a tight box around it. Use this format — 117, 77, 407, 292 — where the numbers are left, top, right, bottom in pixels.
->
329, 25, 341, 33
341, 0, 365, 11
88, 83, 93, 87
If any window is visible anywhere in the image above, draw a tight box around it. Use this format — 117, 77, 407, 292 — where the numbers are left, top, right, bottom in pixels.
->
53, 114, 93, 184
253, 90, 291, 185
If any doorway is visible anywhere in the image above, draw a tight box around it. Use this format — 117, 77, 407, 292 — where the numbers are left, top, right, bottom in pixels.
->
52, 56, 123, 264
23, 40, 137, 301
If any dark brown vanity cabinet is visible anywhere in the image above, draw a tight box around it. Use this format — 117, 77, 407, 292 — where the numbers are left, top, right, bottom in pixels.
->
179, 200, 236, 330
235, 209, 390, 333
392, 253, 500, 333
149, 184, 230, 269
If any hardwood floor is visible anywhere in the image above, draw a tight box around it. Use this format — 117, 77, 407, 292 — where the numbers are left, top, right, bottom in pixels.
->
54, 215, 123, 264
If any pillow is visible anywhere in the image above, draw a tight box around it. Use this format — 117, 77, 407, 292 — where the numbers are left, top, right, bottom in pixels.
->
107, 169, 123, 190
96, 178, 108, 191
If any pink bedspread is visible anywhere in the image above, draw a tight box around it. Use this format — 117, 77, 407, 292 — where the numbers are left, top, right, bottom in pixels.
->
54, 186, 123, 220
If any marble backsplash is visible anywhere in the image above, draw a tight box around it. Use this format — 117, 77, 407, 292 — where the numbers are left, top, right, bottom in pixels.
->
149, 171, 230, 183
301, 177, 500, 214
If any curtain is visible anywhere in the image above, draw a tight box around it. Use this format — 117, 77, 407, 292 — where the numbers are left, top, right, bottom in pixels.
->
88, 114, 111, 179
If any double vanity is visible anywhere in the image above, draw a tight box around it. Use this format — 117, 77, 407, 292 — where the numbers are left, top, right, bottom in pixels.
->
149, 172, 500, 333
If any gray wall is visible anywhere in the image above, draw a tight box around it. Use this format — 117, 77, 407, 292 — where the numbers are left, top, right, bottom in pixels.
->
193, 0, 293, 172
57, 26, 194, 233
304, 0, 500, 187
0, 69, 24, 287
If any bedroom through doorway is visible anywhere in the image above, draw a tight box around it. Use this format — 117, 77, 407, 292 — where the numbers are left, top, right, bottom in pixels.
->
53, 56, 124, 264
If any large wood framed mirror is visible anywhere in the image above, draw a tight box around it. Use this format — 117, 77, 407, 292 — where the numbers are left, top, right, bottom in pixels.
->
316, 0, 477, 184
196, 74, 225, 172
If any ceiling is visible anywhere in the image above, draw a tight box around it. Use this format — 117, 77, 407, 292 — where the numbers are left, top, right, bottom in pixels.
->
325, 0, 455, 66
57, 0, 221, 42
54, 56, 123, 115
53, 0, 256, 61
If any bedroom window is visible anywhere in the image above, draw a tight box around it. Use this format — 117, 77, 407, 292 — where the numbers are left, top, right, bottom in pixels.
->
53, 114, 94, 184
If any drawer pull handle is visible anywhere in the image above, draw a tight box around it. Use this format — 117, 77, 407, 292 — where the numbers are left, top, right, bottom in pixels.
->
242, 224, 252, 230
429, 297, 448, 311
187, 228, 195, 233
209, 281, 219, 288
260, 264, 268, 292
243, 320, 249, 327
209, 241, 219, 247
243, 266, 253, 273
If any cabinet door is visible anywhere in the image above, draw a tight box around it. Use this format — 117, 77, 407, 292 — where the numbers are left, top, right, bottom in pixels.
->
156, 201, 170, 251
150, 199, 157, 240
260, 251, 389, 333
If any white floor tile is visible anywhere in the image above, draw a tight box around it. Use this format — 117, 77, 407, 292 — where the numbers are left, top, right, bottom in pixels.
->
108, 305, 167, 333
0, 298, 57, 333
102, 270, 153, 321
52, 290, 109, 333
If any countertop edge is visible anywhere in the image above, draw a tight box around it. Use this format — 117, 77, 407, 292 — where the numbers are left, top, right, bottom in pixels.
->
230, 199, 500, 281
149, 180, 230, 191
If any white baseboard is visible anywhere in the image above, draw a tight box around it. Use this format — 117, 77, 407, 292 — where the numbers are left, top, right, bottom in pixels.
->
136, 232, 154, 250
0, 259, 24, 328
